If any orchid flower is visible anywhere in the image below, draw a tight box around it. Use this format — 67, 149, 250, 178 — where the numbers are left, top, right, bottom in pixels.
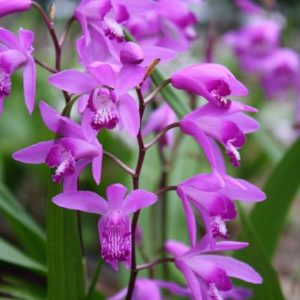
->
75, 0, 155, 46
165, 235, 262, 300
180, 101, 259, 167
258, 48, 300, 99
177, 142, 266, 246
52, 183, 157, 270
142, 103, 177, 147
107, 278, 190, 300
0, 27, 36, 114
0, 0, 31, 17
13, 101, 103, 191
224, 19, 282, 72
171, 63, 248, 108
125, 0, 199, 52
49, 62, 145, 140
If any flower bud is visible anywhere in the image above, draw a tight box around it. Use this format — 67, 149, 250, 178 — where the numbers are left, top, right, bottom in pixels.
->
120, 42, 144, 65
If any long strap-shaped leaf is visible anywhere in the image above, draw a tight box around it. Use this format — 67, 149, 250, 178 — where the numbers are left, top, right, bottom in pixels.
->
46, 182, 85, 300
234, 205, 285, 299
250, 138, 300, 258
0, 183, 46, 263
0, 237, 46, 274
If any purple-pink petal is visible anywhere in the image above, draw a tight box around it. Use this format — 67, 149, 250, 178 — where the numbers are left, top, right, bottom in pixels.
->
48, 70, 98, 94
52, 191, 108, 215
118, 94, 140, 137
122, 189, 158, 214
106, 183, 127, 209
12, 141, 54, 164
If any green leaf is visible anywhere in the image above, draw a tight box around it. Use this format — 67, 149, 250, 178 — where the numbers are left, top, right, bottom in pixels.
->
0, 182, 46, 263
151, 69, 190, 118
0, 276, 46, 300
0, 237, 46, 274
234, 205, 285, 299
46, 182, 85, 300
250, 138, 300, 258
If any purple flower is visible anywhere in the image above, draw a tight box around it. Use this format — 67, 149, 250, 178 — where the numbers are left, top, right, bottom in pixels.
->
171, 63, 248, 108
224, 19, 282, 72
165, 235, 262, 300
180, 101, 259, 167
75, 0, 155, 46
0, 27, 36, 114
177, 142, 265, 246
142, 103, 177, 147
257, 48, 300, 99
49, 62, 145, 140
52, 183, 158, 270
126, 0, 199, 52
107, 278, 190, 300
12, 101, 103, 191
0, 0, 31, 17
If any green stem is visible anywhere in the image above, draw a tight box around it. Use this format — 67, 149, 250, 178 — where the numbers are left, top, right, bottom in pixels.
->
86, 259, 103, 300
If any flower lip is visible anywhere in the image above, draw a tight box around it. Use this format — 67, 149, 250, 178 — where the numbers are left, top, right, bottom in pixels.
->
89, 88, 119, 130
100, 209, 131, 263
45, 143, 76, 183
0, 66, 11, 97
102, 17, 125, 42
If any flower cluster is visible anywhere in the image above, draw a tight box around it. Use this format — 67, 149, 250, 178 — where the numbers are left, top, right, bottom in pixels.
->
2, 1, 266, 299
225, 1, 300, 105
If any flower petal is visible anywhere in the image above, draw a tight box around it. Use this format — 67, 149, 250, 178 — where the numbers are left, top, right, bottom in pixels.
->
116, 65, 145, 95
48, 70, 98, 94
165, 240, 189, 257
13, 141, 53, 164
52, 191, 108, 215
202, 255, 263, 284
122, 190, 157, 213
18, 28, 34, 50
39, 101, 84, 139
92, 148, 103, 185
176, 260, 203, 300
180, 120, 217, 168
222, 175, 266, 202
106, 183, 127, 209
177, 187, 197, 246
118, 94, 140, 137
87, 63, 117, 87
23, 55, 36, 114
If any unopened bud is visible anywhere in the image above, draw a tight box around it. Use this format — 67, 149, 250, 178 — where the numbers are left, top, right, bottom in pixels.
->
120, 42, 144, 65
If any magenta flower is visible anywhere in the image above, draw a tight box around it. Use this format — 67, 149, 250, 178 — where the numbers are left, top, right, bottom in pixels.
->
0, 0, 31, 17
224, 19, 282, 72
75, 0, 155, 46
165, 236, 262, 300
126, 0, 199, 52
0, 27, 36, 114
171, 63, 248, 108
142, 103, 177, 147
222, 286, 253, 300
49, 62, 145, 140
13, 101, 103, 190
257, 48, 300, 99
180, 101, 259, 167
52, 183, 157, 270
107, 278, 190, 300
177, 142, 265, 245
